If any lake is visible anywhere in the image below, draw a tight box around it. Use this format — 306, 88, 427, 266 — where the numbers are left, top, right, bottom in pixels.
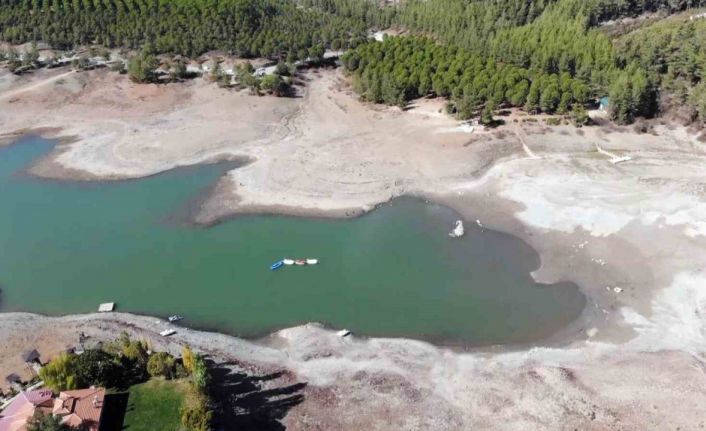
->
0, 136, 586, 345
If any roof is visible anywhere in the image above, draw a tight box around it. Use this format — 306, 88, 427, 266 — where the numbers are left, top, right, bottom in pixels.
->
21, 350, 40, 363
0, 390, 54, 431
53, 388, 105, 431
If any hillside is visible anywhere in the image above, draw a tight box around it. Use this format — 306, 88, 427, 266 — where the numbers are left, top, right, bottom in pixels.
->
0, 0, 705, 124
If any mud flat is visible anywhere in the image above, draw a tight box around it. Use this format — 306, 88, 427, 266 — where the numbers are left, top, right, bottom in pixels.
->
2, 65, 706, 428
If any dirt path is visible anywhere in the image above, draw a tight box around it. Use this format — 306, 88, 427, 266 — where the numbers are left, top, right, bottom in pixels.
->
0, 70, 74, 101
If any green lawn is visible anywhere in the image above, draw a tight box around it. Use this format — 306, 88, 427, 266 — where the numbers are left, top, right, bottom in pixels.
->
123, 378, 188, 431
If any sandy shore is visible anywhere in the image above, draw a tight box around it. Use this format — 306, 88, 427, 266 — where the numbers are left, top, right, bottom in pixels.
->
3, 65, 706, 428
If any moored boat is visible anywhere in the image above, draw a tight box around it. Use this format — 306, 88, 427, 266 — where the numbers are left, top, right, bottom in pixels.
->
283, 259, 295, 265
306, 259, 318, 265
294, 259, 306, 266
168, 315, 184, 323
270, 260, 284, 270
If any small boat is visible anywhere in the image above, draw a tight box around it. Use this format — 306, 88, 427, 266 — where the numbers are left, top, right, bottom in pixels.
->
160, 329, 176, 337
168, 315, 184, 323
270, 260, 284, 270
448, 220, 465, 238
294, 259, 306, 266
337, 329, 352, 338
306, 259, 318, 265
283, 259, 295, 265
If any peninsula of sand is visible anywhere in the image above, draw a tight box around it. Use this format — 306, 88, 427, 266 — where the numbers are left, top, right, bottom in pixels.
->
2, 64, 706, 429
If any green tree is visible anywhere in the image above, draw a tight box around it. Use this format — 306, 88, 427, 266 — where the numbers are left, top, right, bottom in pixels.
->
480, 103, 495, 125
26, 411, 70, 431
261, 74, 290, 96
572, 104, 590, 126
609, 72, 635, 124
524, 80, 541, 113
73, 350, 122, 389
557, 91, 572, 114
540, 82, 561, 113
275, 61, 290, 76
127, 48, 158, 83
191, 355, 210, 391
307, 44, 325, 63
39, 353, 77, 392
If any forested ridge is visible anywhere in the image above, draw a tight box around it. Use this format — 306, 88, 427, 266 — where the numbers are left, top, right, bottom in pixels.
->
343, 0, 706, 124
1, 0, 705, 124
0, 0, 369, 58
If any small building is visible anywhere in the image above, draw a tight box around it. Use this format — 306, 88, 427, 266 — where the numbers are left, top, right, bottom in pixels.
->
52, 388, 106, 431
3, 375, 21, 393
21, 350, 42, 378
599, 96, 610, 112
0, 389, 54, 431
20, 351, 40, 366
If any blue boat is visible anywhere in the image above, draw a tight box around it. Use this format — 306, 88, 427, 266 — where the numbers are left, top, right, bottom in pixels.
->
270, 260, 284, 270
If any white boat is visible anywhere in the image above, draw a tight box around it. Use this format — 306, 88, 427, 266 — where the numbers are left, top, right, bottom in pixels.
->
337, 329, 352, 338
168, 315, 184, 323
306, 259, 318, 265
283, 259, 294, 265
160, 329, 176, 337
98, 302, 115, 312
448, 220, 465, 238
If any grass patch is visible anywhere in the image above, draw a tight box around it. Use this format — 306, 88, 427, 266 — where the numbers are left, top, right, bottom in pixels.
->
123, 378, 188, 431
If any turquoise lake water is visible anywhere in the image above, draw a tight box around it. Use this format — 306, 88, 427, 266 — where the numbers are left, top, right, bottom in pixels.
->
0, 136, 586, 345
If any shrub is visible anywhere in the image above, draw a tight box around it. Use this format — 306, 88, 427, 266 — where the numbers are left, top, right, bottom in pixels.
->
147, 352, 175, 379
182, 346, 195, 375
180, 384, 212, 431
191, 356, 210, 391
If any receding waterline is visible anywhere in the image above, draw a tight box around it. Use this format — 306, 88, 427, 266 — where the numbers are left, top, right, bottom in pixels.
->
0, 136, 586, 346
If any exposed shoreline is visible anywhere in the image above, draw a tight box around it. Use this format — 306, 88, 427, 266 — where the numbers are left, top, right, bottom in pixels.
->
3, 65, 706, 428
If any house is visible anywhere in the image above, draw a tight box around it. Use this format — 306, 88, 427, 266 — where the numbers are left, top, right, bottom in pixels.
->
0, 389, 54, 431
52, 388, 106, 431
0, 387, 107, 431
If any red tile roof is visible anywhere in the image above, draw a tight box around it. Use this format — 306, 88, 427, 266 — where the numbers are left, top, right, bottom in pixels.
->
52, 388, 105, 431
0, 390, 54, 431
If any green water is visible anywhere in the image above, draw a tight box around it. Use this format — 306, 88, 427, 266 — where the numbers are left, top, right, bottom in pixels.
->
0, 136, 585, 345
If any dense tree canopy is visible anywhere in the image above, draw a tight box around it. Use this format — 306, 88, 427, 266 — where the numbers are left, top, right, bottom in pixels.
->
1, 0, 705, 124
0, 0, 369, 59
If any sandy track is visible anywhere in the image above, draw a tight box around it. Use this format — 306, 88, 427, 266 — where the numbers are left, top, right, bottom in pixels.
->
3, 66, 706, 428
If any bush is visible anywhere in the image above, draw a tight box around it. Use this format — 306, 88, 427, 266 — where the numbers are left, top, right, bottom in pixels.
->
128, 48, 158, 83
180, 384, 212, 431
191, 356, 210, 391
182, 346, 195, 375
147, 352, 175, 379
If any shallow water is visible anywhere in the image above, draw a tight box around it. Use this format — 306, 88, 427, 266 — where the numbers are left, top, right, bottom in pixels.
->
0, 136, 586, 345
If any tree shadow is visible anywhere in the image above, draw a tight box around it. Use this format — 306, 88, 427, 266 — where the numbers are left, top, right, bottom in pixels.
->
207, 360, 306, 431
100, 392, 129, 431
